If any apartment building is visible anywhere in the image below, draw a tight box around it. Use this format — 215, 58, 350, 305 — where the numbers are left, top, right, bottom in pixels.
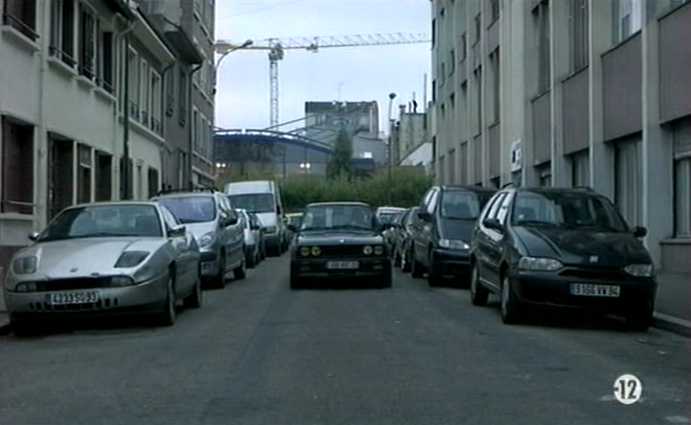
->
0, 0, 174, 269
430, 0, 691, 279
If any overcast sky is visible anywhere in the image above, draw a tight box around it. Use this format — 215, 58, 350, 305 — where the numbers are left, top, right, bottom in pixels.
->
214, 0, 431, 134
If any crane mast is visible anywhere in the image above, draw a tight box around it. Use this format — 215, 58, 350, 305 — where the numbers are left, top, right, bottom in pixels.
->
215, 33, 431, 127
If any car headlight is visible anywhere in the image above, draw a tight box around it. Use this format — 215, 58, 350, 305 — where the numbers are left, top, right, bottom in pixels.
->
12, 256, 37, 275
300, 246, 311, 257
363, 245, 373, 255
439, 239, 470, 250
518, 257, 563, 272
624, 264, 654, 278
14, 281, 38, 292
374, 245, 384, 256
115, 251, 150, 268
199, 232, 216, 248
311, 246, 322, 256
110, 276, 135, 287
265, 226, 278, 234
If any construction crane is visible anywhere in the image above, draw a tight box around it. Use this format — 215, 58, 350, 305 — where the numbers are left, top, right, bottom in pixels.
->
215, 33, 431, 128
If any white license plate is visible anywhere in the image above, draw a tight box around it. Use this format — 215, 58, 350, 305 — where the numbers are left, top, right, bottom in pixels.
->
48, 291, 100, 305
326, 261, 359, 270
570, 283, 620, 298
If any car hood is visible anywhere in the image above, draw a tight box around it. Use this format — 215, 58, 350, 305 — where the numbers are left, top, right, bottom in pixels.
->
439, 218, 476, 242
256, 213, 277, 228
16, 238, 165, 278
513, 227, 652, 267
184, 221, 217, 239
297, 231, 383, 246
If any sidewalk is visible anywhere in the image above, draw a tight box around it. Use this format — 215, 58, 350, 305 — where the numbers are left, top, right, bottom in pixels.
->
653, 272, 691, 337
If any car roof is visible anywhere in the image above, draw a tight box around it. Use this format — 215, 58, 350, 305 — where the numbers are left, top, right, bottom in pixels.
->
153, 192, 217, 199
509, 187, 600, 195
441, 185, 496, 193
307, 201, 371, 208
225, 180, 274, 194
376, 206, 406, 213
67, 201, 161, 210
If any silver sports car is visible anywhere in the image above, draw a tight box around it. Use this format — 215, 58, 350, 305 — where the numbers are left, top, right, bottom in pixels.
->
4, 202, 202, 334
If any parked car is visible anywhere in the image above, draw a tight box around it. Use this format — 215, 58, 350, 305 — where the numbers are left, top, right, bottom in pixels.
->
411, 186, 495, 286
249, 212, 267, 261
381, 210, 406, 257
153, 190, 246, 288
238, 209, 263, 268
469, 187, 657, 330
4, 202, 202, 334
226, 180, 288, 256
285, 212, 304, 243
288, 202, 392, 289
393, 207, 420, 272
376, 206, 406, 229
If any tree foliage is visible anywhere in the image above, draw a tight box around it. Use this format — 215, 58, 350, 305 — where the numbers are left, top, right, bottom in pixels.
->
326, 127, 353, 179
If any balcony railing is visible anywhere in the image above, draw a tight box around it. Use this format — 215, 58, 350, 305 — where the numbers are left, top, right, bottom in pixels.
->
129, 101, 139, 119
140, 110, 149, 126
2, 13, 39, 41
151, 117, 162, 135
79, 63, 94, 80
49, 45, 76, 67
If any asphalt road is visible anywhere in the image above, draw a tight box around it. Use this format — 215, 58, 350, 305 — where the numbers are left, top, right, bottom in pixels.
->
1, 254, 689, 425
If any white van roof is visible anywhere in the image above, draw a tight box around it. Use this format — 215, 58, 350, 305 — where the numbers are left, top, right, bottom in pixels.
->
225, 180, 275, 195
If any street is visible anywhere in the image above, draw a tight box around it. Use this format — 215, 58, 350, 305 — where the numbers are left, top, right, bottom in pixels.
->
1, 254, 689, 425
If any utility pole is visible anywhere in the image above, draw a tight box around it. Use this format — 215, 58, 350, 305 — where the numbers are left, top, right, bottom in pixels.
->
387, 92, 396, 205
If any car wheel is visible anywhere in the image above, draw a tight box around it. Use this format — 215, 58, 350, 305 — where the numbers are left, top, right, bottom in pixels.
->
246, 251, 256, 269
411, 250, 424, 279
157, 277, 177, 326
500, 275, 521, 324
470, 264, 489, 306
184, 273, 203, 309
215, 253, 226, 289
427, 251, 443, 287
626, 301, 653, 331
11, 316, 35, 337
234, 259, 247, 280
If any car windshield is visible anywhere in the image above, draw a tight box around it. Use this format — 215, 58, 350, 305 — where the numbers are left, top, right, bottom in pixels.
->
39, 205, 162, 241
511, 191, 629, 232
301, 205, 374, 231
440, 190, 487, 220
378, 212, 399, 225
157, 196, 216, 224
229, 194, 275, 214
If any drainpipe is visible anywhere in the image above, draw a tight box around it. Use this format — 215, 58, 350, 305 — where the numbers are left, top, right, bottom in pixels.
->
160, 61, 175, 188
188, 63, 203, 190
115, 19, 137, 200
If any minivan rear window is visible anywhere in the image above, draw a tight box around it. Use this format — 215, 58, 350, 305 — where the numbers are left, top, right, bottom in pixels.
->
229, 194, 275, 214
440, 190, 489, 220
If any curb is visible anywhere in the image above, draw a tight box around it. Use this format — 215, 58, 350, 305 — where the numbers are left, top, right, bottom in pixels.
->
653, 312, 691, 338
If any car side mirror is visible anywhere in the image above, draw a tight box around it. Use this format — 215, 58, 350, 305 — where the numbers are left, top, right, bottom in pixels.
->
632, 226, 647, 238
484, 218, 503, 231
169, 225, 186, 238
28, 232, 39, 242
417, 211, 432, 222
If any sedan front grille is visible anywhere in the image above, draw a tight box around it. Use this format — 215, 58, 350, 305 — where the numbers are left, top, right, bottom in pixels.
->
309, 245, 367, 257
559, 267, 627, 281
35, 278, 114, 291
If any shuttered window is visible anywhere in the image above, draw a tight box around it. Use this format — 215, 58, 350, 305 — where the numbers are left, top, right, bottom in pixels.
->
79, 6, 96, 79
1, 117, 34, 214
615, 138, 643, 227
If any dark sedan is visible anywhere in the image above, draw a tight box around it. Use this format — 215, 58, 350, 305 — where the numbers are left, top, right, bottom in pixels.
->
289, 202, 392, 289
470, 187, 657, 330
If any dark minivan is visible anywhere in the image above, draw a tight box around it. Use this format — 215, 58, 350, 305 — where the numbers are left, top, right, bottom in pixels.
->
469, 187, 657, 330
411, 186, 495, 286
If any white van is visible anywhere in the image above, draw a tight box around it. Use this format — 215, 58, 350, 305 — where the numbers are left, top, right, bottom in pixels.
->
225, 180, 287, 256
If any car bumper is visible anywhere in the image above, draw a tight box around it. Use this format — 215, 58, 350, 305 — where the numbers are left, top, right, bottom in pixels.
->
432, 248, 471, 276
4, 274, 169, 317
291, 257, 391, 280
510, 271, 657, 312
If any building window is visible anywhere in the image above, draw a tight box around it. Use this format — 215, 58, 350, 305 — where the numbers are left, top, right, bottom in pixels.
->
139, 60, 150, 126
127, 48, 139, 119
136, 164, 143, 200
1, 117, 33, 214
179, 69, 188, 125
459, 33, 467, 62
615, 138, 643, 227
432, 79, 437, 103
537, 163, 552, 187
151, 71, 162, 135
490, 0, 500, 24
675, 157, 691, 237
194, 0, 202, 15
534, 0, 551, 94
441, 62, 446, 85
490, 49, 500, 125
570, 0, 589, 71
50, 0, 75, 66
474, 13, 481, 45
95, 151, 112, 202
612, 0, 642, 43
78, 5, 96, 79
193, 109, 199, 152
99, 32, 114, 92
439, 154, 446, 184
449, 49, 455, 75
77, 144, 92, 204
474, 67, 482, 135
448, 149, 456, 184
2, 0, 37, 41
570, 149, 590, 187
432, 18, 436, 47
148, 167, 159, 198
